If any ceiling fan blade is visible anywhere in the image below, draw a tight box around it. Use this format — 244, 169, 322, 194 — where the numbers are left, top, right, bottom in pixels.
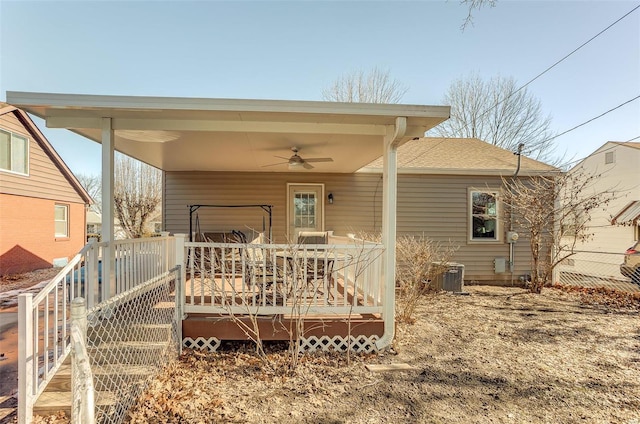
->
304, 157, 333, 163
302, 162, 314, 170
261, 161, 288, 168
273, 155, 291, 161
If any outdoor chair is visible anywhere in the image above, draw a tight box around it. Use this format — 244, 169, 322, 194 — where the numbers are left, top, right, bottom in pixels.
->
296, 231, 333, 286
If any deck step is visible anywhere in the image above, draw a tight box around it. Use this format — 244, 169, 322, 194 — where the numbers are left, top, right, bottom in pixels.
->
45, 363, 155, 392
33, 390, 116, 417
87, 323, 173, 344
86, 341, 172, 365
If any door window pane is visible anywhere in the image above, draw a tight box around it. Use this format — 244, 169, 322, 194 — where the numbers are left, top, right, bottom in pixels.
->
294, 192, 317, 230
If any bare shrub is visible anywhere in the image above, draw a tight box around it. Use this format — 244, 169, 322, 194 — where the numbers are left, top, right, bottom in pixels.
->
502, 168, 617, 294
395, 235, 458, 324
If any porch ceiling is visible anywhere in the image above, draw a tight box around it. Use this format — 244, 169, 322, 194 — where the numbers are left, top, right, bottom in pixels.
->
7, 92, 450, 173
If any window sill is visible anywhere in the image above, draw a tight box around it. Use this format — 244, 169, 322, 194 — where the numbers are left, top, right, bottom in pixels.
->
55, 237, 70, 242
0, 168, 29, 177
467, 239, 503, 245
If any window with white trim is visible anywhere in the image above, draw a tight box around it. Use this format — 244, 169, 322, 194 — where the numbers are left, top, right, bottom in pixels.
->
0, 129, 29, 174
470, 190, 499, 241
55, 204, 69, 238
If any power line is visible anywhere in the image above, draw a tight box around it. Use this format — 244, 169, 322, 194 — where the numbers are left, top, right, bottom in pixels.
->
559, 123, 640, 168
504, 4, 640, 104
430, 4, 640, 148
540, 95, 640, 145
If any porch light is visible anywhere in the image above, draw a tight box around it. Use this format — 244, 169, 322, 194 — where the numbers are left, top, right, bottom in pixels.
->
328, 193, 334, 204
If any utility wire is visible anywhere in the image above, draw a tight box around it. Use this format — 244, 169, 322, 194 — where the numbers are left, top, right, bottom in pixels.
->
423, 4, 640, 156
500, 4, 640, 106
539, 95, 640, 145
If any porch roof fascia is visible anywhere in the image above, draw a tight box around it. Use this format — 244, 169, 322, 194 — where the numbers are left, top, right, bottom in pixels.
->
6, 91, 449, 123
6, 91, 450, 173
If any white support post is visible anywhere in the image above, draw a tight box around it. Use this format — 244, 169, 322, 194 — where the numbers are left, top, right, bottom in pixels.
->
18, 294, 34, 424
376, 117, 406, 351
101, 118, 116, 300
161, 232, 170, 274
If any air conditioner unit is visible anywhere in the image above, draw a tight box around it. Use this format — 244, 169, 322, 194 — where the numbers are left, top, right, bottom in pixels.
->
432, 262, 465, 292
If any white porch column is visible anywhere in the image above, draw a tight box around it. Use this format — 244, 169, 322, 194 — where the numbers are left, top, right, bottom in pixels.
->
376, 117, 406, 350
101, 118, 116, 299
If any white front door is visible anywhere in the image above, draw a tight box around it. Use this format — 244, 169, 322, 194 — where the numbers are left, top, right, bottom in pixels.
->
287, 184, 324, 241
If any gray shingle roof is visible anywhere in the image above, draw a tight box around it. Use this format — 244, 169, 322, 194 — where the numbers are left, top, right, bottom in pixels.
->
360, 137, 559, 175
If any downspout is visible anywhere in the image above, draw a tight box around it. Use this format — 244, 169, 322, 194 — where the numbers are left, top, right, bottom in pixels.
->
375, 117, 407, 351
509, 143, 524, 284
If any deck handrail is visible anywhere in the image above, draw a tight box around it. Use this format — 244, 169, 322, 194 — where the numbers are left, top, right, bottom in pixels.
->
183, 241, 385, 316
18, 239, 103, 424
17, 235, 177, 424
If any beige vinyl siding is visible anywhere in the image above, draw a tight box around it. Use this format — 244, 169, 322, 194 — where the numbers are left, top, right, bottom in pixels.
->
0, 112, 85, 203
164, 172, 382, 242
165, 171, 537, 283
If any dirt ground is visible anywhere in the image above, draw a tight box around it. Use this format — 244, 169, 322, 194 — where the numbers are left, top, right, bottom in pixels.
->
2, 270, 639, 423
122, 285, 640, 424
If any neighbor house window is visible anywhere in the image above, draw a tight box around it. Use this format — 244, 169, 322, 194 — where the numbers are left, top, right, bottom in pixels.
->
470, 190, 499, 241
0, 129, 28, 174
55, 204, 69, 238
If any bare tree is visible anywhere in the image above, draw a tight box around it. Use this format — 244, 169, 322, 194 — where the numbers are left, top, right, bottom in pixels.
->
460, 0, 497, 31
76, 173, 102, 213
432, 74, 556, 163
502, 168, 616, 294
114, 154, 162, 239
322, 67, 408, 104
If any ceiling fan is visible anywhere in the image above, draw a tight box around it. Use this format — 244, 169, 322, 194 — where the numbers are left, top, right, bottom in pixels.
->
263, 147, 333, 170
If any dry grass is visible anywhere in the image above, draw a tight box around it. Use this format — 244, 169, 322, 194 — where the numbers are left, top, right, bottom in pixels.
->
120, 285, 640, 424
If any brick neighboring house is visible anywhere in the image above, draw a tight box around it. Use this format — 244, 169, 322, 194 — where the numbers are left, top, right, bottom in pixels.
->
0, 103, 91, 275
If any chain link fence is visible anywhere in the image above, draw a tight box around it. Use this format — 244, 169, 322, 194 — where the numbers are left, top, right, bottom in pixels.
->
556, 250, 639, 292
72, 268, 179, 423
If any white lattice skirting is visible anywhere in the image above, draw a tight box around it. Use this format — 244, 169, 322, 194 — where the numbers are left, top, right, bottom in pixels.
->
299, 335, 379, 353
183, 337, 222, 352
182, 335, 379, 353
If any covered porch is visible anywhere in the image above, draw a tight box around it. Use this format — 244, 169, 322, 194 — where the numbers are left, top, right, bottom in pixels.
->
8, 92, 449, 422
9, 91, 449, 351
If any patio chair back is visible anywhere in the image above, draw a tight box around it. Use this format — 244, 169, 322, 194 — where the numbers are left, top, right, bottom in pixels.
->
297, 231, 328, 245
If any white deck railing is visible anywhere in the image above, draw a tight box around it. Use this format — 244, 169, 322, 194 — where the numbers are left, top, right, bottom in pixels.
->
17, 235, 176, 424
182, 240, 385, 316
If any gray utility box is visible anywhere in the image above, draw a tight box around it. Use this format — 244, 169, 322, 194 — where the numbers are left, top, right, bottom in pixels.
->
432, 262, 465, 292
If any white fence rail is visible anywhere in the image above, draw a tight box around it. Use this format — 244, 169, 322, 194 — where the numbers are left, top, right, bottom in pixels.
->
18, 236, 176, 424
182, 241, 385, 315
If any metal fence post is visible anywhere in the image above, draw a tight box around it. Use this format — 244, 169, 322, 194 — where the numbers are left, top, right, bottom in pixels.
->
174, 265, 183, 355
86, 238, 97, 308
18, 294, 34, 424
174, 234, 187, 354
71, 297, 92, 423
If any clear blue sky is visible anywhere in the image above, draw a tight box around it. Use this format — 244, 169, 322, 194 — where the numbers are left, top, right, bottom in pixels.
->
1, 0, 638, 176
